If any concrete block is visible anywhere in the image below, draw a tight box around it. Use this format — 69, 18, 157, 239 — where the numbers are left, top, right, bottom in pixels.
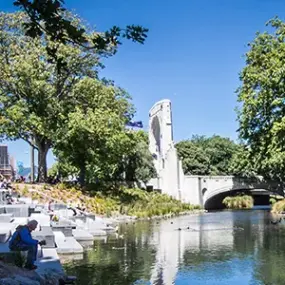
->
0, 207, 5, 214
0, 229, 11, 243
54, 231, 83, 254
29, 213, 50, 228
88, 229, 107, 236
0, 223, 17, 234
52, 225, 73, 237
18, 197, 32, 204
12, 217, 28, 228
32, 226, 55, 248
36, 248, 64, 276
0, 214, 13, 223
71, 216, 86, 229
53, 203, 67, 211
72, 229, 93, 241
87, 219, 116, 232
5, 205, 29, 217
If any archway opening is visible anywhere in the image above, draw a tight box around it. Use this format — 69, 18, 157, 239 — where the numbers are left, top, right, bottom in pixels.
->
151, 116, 161, 155
204, 189, 271, 210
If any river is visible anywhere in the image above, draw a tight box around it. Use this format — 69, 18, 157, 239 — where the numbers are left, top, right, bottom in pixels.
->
64, 209, 285, 285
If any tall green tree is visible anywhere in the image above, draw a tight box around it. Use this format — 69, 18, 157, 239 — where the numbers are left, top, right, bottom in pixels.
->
0, 12, 99, 182
176, 135, 238, 176
0, 12, 145, 182
237, 18, 285, 181
53, 78, 134, 186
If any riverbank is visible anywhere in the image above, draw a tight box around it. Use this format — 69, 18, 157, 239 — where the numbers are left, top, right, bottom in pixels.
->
14, 183, 202, 219
0, 260, 65, 285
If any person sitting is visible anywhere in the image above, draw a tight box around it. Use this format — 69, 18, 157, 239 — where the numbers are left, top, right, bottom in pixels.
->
9, 220, 46, 270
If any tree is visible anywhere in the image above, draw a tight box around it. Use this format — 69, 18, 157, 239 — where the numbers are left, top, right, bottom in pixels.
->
237, 18, 285, 181
175, 140, 210, 175
52, 78, 135, 186
13, 0, 148, 70
176, 135, 238, 175
0, 12, 103, 182
123, 130, 156, 187
229, 145, 257, 177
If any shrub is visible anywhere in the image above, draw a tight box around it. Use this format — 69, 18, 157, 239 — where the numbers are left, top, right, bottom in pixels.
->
272, 200, 285, 213
16, 184, 201, 218
222, 195, 253, 209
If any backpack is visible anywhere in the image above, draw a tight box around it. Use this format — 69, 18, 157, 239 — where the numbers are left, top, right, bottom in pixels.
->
9, 225, 27, 249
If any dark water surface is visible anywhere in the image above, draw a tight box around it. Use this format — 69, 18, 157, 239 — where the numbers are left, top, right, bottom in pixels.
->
64, 210, 285, 285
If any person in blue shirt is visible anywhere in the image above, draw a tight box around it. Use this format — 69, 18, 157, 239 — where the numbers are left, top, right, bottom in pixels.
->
9, 220, 46, 270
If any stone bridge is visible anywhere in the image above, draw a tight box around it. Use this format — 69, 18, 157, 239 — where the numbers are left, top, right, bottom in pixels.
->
182, 176, 284, 210
147, 99, 285, 210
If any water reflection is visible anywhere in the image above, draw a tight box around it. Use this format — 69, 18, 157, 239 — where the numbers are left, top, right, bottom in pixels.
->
64, 210, 285, 285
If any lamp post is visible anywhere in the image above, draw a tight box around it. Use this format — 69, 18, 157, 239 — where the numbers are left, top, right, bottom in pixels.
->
30, 141, 35, 183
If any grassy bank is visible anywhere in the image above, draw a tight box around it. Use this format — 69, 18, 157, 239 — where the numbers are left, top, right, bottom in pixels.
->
222, 195, 253, 209
14, 184, 201, 218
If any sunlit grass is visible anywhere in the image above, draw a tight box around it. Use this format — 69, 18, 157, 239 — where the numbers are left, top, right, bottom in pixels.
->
222, 195, 253, 209
14, 183, 202, 218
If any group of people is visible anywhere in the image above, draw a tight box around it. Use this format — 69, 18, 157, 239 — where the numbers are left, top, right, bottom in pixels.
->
0, 178, 12, 190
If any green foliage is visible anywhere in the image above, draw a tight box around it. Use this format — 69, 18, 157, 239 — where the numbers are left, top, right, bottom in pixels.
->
272, 199, 285, 213
52, 77, 134, 185
0, 12, 147, 185
14, 0, 148, 70
123, 131, 157, 186
19, 183, 201, 218
229, 145, 257, 177
48, 161, 78, 181
0, 12, 100, 182
222, 195, 253, 209
176, 135, 239, 175
269, 197, 277, 205
236, 18, 285, 182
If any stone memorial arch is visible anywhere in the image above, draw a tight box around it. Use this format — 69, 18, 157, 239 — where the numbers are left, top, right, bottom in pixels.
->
148, 100, 282, 209
148, 99, 184, 200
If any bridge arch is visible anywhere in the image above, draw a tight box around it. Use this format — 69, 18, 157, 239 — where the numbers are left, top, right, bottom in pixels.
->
203, 186, 274, 210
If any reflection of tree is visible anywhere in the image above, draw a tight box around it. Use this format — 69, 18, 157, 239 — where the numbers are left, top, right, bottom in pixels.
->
181, 211, 268, 271
254, 226, 285, 285
64, 221, 156, 285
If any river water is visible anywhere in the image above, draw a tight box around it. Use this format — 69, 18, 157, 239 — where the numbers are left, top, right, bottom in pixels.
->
64, 209, 285, 285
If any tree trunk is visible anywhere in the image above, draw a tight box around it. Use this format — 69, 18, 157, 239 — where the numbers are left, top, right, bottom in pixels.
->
78, 164, 86, 187
37, 141, 50, 183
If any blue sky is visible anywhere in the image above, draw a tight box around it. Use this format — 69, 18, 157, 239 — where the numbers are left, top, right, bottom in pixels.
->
1, 0, 285, 167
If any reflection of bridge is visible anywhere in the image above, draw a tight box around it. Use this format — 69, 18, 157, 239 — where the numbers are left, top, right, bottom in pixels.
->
148, 100, 284, 210
149, 213, 236, 285
149, 211, 269, 285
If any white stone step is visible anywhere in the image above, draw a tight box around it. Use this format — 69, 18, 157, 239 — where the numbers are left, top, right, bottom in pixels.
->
0, 223, 17, 234
36, 248, 64, 275
0, 229, 11, 243
29, 213, 50, 230
54, 231, 83, 254
88, 229, 107, 236
72, 229, 93, 241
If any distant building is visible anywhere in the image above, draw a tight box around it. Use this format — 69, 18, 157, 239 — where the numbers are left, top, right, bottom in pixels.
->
0, 145, 13, 180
